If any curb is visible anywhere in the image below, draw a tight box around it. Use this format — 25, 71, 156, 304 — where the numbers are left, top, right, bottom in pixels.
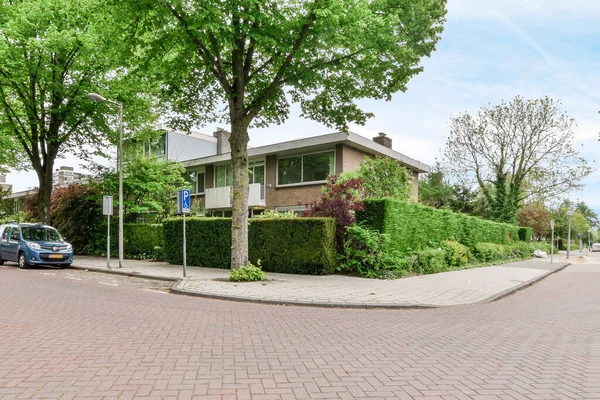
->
478, 262, 571, 304
67, 265, 179, 282
170, 262, 572, 309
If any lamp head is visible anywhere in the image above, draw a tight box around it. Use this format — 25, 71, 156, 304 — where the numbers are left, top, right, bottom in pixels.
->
87, 93, 107, 103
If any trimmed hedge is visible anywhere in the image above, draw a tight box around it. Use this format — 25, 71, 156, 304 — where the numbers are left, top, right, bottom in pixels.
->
518, 227, 533, 242
79, 222, 164, 259
163, 217, 337, 275
356, 199, 521, 255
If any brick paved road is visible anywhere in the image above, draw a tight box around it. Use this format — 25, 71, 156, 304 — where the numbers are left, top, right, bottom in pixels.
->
1, 260, 599, 399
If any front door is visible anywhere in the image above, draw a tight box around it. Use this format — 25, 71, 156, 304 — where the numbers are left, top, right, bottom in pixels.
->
5, 227, 20, 261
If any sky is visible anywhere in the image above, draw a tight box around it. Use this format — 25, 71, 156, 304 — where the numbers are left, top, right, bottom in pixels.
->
7, 0, 600, 215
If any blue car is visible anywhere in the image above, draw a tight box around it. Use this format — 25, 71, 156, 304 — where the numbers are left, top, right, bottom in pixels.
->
0, 223, 73, 269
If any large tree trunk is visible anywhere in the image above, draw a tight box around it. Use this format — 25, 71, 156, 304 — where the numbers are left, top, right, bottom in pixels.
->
229, 118, 250, 269
35, 159, 55, 224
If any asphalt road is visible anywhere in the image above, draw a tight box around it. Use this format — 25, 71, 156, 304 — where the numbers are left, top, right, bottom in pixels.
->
1, 254, 599, 399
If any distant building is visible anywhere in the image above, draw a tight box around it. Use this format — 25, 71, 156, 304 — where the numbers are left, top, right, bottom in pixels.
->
0, 174, 11, 192
52, 166, 89, 188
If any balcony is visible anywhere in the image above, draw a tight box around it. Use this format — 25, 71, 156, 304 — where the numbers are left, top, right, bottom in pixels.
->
205, 183, 265, 209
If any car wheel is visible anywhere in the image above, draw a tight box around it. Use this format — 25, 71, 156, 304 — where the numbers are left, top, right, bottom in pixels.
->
0, 255, 4, 265
60, 263, 71, 268
18, 253, 29, 269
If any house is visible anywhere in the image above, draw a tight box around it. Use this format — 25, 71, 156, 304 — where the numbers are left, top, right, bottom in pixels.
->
181, 130, 430, 216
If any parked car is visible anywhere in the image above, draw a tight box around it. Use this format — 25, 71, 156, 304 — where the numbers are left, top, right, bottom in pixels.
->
0, 223, 73, 269
591, 243, 600, 252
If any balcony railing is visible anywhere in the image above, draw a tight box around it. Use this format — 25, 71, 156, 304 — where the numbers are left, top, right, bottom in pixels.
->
205, 183, 265, 209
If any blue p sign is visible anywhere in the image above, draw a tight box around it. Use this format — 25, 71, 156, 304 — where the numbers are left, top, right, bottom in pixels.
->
179, 189, 191, 214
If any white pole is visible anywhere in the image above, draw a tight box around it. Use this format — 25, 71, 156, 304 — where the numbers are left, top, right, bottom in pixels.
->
107, 215, 111, 269
118, 102, 124, 268
183, 213, 187, 278
551, 225, 554, 264
567, 215, 572, 259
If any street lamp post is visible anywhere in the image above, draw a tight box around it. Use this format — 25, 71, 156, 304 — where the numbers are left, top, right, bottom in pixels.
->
566, 210, 575, 260
88, 93, 124, 268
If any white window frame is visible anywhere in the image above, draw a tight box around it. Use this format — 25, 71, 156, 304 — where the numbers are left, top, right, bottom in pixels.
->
214, 158, 267, 188
276, 149, 336, 188
186, 167, 206, 195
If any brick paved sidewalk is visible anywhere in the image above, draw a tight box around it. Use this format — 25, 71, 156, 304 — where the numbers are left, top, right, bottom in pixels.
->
71, 255, 571, 308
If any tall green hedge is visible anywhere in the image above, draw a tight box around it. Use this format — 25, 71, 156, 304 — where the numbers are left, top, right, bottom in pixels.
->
79, 222, 163, 259
356, 199, 521, 255
163, 217, 337, 275
518, 227, 533, 242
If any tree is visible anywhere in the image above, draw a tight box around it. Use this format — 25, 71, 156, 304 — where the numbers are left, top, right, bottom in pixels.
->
419, 164, 453, 208
102, 157, 186, 222
444, 97, 591, 224
517, 203, 551, 239
343, 156, 413, 201
127, 0, 447, 268
575, 201, 599, 227
302, 174, 364, 249
0, 0, 153, 223
551, 200, 590, 241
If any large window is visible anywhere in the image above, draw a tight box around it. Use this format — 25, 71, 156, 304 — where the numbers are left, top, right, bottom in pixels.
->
184, 167, 205, 194
215, 163, 265, 187
215, 165, 233, 187
248, 163, 265, 185
277, 151, 334, 186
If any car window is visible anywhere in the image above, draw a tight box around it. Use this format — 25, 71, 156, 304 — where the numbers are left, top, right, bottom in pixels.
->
21, 227, 61, 241
10, 228, 20, 242
1, 228, 8, 241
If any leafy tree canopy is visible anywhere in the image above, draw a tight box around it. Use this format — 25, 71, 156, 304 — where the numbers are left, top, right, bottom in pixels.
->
124, 0, 447, 268
444, 96, 592, 224
0, 0, 155, 222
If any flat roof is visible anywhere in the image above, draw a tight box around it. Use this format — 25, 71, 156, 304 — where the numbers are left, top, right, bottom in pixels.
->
182, 131, 430, 173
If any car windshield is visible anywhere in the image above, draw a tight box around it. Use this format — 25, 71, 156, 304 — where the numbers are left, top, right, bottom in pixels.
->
21, 227, 62, 242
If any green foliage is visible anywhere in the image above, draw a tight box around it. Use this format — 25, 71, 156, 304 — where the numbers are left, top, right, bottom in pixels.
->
518, 227, 533, 242
102, 156, 186, 222
163, 218, 337, 275
84, 222, 164, 259
252, 210, 298, 219
444, 96, 592, 224
517, 203, 550, 239
414, 248, 447, 274
347, 156, 413, 200
229, 261, 268, 282
338, 224, 390, 278
0, 0, 155, 222
440, 240, 469, 268
357, 199, 521, 256
471, 243, 511, 262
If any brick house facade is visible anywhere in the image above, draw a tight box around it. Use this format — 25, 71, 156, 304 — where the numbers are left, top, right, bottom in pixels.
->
181, 131, 429, 216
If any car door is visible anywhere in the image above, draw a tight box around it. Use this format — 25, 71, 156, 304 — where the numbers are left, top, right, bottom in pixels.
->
0, 227, 7, 259
5, 227, 21, 261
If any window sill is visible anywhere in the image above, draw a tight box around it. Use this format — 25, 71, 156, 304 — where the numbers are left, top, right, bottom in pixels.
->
276, 181, 327, 188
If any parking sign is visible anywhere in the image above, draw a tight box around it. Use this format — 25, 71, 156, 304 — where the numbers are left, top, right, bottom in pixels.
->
178, 189, 191, 214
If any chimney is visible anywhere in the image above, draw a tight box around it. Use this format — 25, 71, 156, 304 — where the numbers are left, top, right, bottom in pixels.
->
213, 128, 231, 155
373, 132, 392, 149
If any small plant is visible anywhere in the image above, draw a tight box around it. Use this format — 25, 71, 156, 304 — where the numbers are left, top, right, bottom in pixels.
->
440, 240, 469, 268
229, 260, 268, 282
252, 210, 297, 219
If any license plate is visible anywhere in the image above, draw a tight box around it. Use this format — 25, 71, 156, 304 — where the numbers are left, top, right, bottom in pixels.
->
49, 254, 63, 259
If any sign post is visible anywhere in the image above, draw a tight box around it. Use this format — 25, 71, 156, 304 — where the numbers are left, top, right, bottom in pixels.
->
550, 219, 554, 264
103, 196, 113, 269
177, 189, 191, 277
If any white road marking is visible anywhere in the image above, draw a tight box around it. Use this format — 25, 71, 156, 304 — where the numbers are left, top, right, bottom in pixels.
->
66, 277, 83, 280
98, 282, 119, 286
40, 272, 56, 276
142, 289, 167, 294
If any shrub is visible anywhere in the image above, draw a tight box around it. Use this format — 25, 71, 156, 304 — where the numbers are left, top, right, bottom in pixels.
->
163, 217, 337, 275
252, 210, 297, 219
357, 199, 521, 255
529, 241, 557, 255
471, 243, 510, 262
302, 174, 364, 248
84, 222, 164, 259
229, 261, 267, 282
440, 240, 469, 268
340, 155, 412, 200
338, 224, 389, 278
414, 248, 447, 274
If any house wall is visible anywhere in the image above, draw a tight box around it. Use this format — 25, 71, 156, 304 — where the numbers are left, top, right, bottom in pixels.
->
167, 132, 217, 162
